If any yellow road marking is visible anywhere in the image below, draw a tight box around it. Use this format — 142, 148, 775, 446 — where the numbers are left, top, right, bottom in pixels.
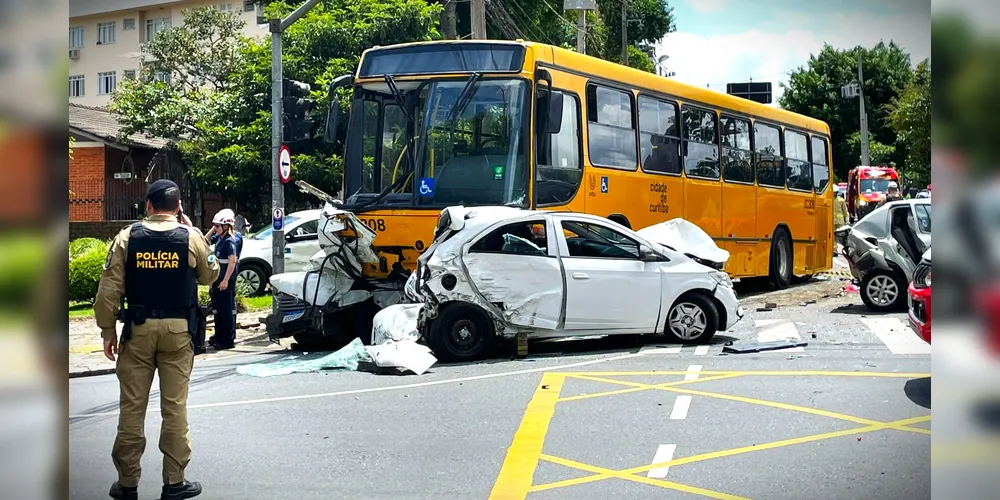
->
559, 370, 930, 378
488, 372, 566, 500
539, 454, 750, 500
571, 374, 930, 434
556, 373, 744, 403
530, 415, 932, 492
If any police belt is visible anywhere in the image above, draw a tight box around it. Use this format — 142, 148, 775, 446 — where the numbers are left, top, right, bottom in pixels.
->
125, 305, 191, 325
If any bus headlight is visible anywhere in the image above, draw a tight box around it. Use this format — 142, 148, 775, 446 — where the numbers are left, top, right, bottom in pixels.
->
858, 199, 868, 206
710, 271, 733, 288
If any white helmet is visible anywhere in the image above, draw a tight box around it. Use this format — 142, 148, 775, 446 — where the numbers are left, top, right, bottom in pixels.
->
212, 208, 236, 226
888, 181, 899, 189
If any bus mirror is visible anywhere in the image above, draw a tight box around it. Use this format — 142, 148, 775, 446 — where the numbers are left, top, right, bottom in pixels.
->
546, 92, 564, 134
323, 73, 354, 143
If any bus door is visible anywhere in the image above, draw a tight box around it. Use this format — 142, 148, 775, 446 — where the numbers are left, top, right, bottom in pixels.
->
782, 129, 817, 273
679, 105, 722, 239
811, 137, 833, 268
636, 95, 684, 229
719, 114, 755, 276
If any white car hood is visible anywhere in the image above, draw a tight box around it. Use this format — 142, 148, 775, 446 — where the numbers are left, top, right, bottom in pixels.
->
636, 219, 730, 266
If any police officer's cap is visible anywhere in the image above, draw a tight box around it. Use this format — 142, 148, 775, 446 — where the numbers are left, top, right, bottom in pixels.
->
147, 179, 179, 199
146, 179, 181, 204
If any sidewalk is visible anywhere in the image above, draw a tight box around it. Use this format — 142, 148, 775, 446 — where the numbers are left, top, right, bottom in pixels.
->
69, 312, 289, 378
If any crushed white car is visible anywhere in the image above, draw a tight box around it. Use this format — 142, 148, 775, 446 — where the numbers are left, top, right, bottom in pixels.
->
394, 206, 744, 362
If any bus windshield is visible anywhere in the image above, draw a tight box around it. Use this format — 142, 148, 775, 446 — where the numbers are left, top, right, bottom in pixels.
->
345, 77, 530, 209
860, 178, 893, 193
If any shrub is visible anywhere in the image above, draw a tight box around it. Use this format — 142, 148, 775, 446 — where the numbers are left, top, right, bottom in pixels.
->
68, 245, 108, 302
69, 237, 104, 260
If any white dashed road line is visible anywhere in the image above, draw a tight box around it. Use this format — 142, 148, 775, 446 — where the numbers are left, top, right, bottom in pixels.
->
647, 444, 678, 479
670, 395, 692, 420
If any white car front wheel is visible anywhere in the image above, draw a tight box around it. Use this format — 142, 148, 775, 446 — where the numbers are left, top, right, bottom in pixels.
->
665, 293, 720, 344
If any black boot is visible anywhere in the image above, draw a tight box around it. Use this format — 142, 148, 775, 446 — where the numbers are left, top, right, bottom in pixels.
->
109, 482, 138, 500
160, 480, 202, 500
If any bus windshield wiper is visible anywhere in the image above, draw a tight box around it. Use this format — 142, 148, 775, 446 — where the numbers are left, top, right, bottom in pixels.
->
447, 72, 481, 121
384, 75, 413, 123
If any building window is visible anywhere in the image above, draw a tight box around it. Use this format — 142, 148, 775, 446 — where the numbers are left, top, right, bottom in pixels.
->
754, 122, 784, 188
146, 17, 171, 42
98, 71, 117, 95
681, 106, 720, 180
123, 18, 135, 30
637, 96, 681, 175
243, 0, 256, 12
217, 3, 234, 12
98, 22, 116, 45
811, 136, 830, 194
123, 69, 136, 79
586, 84, 637, 170
69, 75, 85, 97
721, 115, 753, 183
69, 27, 84, 49
154, 71, 172, 85
536, 90, 582, 206
784, 129, 812, 192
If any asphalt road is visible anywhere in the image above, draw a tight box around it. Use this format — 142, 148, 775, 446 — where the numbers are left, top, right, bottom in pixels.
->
69, 279, 931, 500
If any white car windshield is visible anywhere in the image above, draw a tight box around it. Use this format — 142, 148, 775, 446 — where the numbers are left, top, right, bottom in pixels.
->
250, 215, 300, 239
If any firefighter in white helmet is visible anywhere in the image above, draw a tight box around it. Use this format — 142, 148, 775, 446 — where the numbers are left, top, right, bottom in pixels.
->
205, 209, 240, 349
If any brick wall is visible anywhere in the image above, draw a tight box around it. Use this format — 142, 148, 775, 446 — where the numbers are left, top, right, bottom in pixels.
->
70, 221, 137, 241
69, 147, 106, 222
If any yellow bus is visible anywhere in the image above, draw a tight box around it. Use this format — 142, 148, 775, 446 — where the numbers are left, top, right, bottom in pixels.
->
324, 39, 833, 289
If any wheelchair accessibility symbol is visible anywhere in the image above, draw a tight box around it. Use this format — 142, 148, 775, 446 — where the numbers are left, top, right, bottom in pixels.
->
418, 178, 435, 197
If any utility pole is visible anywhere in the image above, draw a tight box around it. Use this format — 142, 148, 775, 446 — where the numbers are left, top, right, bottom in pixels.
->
857, 50, 871, 167
269, 0, 323, 313
577, 10, 586, 53
471, 0, 486, 40
621, 0, 628, 65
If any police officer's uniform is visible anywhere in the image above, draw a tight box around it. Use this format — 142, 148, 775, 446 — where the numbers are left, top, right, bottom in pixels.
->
95, 179, 219, 500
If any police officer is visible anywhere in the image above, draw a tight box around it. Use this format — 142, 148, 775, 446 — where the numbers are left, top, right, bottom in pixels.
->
95, 179, 220, 500
206, 209, 240, 350
876, 181, 903, 209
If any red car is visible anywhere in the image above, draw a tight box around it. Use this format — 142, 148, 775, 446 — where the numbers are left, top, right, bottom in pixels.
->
907, 249, 931, 343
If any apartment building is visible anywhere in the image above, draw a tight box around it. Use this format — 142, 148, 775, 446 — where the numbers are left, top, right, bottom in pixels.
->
68, 0, 267, 107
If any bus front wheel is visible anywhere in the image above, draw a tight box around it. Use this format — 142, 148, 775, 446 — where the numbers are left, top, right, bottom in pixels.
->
769, 228, 793, 290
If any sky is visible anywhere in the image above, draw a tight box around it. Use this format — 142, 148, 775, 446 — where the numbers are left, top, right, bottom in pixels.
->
653, 0, 932, 107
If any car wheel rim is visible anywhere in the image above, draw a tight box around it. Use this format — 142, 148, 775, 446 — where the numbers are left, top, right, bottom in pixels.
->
668, 303, 707, 340
237, 270, 260, 293
448, 319, 479, 352
866, 275, 898, 306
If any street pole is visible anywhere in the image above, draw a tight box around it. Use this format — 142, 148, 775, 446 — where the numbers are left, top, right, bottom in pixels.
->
577, 10, 586, 53
269, 0, 324, 313
471, 0, 486, 40
857, 50, 871, 167
621, 0, 627, 65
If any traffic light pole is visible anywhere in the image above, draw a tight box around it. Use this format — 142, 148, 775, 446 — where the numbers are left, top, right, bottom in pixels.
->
269, 0, 323, 313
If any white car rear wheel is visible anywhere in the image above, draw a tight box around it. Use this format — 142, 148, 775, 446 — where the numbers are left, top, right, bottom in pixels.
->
664, 293, 719, 344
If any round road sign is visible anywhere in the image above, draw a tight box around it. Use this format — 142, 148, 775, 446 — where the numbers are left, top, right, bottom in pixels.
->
279, 145, 292, 184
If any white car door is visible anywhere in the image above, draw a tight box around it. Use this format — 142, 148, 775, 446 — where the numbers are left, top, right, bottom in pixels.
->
556, 218, 662, 331
283, 218, 321, 272
461, 218, 563, 330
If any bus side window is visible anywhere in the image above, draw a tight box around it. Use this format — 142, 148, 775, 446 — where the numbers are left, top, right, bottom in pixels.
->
681, 106, 720, 179
536, 90, 583, 206
721, 115, 753, 183
586, 84, 637, 170
638, 96, 681, 175
784, 129, 813, 192
754, 122, 785, 188
811, 136, 830, 194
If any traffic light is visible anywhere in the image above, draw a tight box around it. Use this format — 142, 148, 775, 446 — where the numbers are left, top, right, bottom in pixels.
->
282, 78, 316, 142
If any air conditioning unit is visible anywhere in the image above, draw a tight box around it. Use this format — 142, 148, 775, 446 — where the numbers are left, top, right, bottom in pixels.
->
69, 49, 80, 60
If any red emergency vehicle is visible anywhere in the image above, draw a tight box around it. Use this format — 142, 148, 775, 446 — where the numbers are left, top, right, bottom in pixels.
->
846, 166, 900, 221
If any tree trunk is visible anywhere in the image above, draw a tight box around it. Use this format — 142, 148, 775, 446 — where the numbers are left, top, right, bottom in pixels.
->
440, 0, 458, 39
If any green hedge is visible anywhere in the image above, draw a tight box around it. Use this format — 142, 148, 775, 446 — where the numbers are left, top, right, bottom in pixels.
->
69, 240, 109, 303
69, 237, 104, 260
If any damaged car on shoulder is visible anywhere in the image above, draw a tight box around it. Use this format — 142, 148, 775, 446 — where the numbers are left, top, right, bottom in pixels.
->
381, 206, 745, 362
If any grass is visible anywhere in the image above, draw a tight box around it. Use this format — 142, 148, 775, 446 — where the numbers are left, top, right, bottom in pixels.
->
69, 287, 275, 320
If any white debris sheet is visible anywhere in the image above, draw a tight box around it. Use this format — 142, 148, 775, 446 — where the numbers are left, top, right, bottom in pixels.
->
236, 338, 369, 377
372, 303, 423, 345
364, 342, 437, 376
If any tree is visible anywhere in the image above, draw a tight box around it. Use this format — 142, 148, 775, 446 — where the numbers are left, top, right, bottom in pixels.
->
779, 42, 914, 181
884, 59, 930, 187
111, 1, 442, 221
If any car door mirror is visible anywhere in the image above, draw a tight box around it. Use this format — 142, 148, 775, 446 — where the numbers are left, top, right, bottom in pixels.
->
639, 245, 663, 262
286, 232, 299, 243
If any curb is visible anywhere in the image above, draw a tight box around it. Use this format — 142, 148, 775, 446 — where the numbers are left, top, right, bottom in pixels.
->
69, 367, 115, 379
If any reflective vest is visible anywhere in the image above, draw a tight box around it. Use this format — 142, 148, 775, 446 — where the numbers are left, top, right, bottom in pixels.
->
124, 222, 196, 319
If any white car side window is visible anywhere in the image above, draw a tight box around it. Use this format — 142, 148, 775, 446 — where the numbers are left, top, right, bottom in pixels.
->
469, 220, 549, 257
560, 220, 640, 259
